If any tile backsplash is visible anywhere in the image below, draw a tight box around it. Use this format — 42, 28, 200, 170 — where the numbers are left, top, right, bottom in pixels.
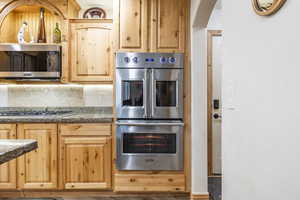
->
0, 85, 113, 107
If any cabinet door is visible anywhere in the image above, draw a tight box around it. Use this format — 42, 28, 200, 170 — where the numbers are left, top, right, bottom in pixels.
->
114, 0, 148, 51
61, 137, 111, 189
70, 21, 113, 82
150, 0, 187, 52
17, 124, 58, 189
0, 124, 17, 189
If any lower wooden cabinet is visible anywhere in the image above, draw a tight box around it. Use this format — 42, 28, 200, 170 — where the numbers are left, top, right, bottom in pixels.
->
0, 124, 17, 189
114, 174, 185, 192
0, 123, 185, 192
59, 123, 112, 190
17, 124, 58, 189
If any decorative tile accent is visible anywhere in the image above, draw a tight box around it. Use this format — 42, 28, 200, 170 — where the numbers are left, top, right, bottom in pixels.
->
83, 85, 113, 107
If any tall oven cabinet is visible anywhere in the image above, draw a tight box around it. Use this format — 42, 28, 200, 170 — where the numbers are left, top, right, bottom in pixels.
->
114, 0, 187, 53
150, 0, 187, 52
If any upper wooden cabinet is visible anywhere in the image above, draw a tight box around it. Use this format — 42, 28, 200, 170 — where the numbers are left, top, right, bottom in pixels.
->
150, 0, 187, 52
114, 0, 148, 52
0, 124, 17, 189
114, 0, 187, 53
70, 20, 113, 82
17, 124, 58, 189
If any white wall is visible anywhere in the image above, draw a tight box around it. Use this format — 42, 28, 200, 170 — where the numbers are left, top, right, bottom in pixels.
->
207, 7, 222, 30
190, 0, 216, 195
222, 1, 300, 200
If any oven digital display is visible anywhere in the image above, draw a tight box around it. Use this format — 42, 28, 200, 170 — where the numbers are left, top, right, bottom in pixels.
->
123, 133, 176, 154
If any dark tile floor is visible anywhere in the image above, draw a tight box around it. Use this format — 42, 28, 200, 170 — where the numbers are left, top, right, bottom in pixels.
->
0, 198, 189, 200
208, 176, 222, 200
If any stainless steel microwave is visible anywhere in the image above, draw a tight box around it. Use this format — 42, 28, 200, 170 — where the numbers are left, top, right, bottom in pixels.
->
0, 44, 61, 80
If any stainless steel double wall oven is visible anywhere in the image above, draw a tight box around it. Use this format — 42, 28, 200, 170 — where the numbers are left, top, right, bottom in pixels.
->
116, 53, 184, 171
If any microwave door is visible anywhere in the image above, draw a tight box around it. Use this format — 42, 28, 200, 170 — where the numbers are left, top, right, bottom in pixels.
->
151, 69, 183, 119
116, 68, 150, 119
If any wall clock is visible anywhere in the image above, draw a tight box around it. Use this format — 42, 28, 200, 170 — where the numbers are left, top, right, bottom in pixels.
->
252, 0, 286, 16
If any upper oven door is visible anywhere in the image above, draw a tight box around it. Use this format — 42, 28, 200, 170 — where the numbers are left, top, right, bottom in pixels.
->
116, 68, 150, 119
151, 69, 183, 119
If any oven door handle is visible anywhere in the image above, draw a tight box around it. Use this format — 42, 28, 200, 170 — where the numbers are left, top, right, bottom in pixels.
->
116, 121, 185, 126
143, 70, 148, 118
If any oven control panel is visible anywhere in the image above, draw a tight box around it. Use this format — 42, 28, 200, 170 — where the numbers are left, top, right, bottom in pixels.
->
117, 53, 184, 68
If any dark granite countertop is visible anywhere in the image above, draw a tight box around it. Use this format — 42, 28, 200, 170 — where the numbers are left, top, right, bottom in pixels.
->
0, 139, 38, 165
0, 107, 113, 123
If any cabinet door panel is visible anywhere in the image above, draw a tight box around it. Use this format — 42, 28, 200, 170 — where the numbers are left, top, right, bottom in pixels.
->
0, 124, 16, 189
61, 137, 111, 189
115, 0, 148, 51
70, 21, 112, 82
17, 124, 58, 189
151, 0, 186, 52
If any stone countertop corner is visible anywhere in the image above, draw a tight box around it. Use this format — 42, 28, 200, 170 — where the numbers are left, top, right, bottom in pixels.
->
0, 139, 38, 165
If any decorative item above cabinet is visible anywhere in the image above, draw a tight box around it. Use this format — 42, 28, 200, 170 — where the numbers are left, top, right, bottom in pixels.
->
252, 0, 287, 16
83, 7, 106, 19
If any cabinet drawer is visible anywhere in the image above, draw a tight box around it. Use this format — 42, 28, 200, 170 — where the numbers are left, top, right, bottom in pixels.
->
114, 174, 185, 192
60, 124, 111, 136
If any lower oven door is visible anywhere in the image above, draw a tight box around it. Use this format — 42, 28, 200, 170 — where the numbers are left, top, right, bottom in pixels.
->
116, 120, 184, 171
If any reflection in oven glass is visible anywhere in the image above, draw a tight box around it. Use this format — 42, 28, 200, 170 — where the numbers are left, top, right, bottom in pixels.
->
156, 81, 177, 107
123, 133, 176, 154
122, 81, 143, 106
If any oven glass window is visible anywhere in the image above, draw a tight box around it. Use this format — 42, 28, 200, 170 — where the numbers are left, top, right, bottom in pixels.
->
156, 81, 177, 107
123, 133, 176, 154
122, 81, 143, 106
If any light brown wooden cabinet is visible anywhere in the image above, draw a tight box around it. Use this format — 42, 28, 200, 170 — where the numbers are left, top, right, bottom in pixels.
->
114, 174, 185, 192
17, 124, 58, 189
70, 20, 113, 83
114, 0, 187, 53
59, 124, 112, 190
150, 0, 187, 52
114, 0, 148, 52
0, 124, 17, 189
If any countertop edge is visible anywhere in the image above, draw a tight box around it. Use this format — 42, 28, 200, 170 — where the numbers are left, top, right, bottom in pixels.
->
0, 140, 38, 165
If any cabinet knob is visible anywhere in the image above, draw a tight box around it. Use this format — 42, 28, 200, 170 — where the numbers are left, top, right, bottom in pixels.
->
129, 178, 136, 182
